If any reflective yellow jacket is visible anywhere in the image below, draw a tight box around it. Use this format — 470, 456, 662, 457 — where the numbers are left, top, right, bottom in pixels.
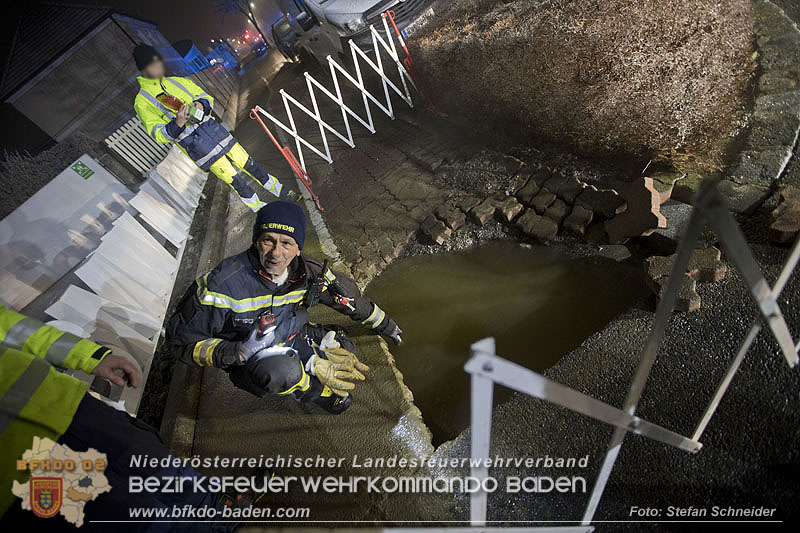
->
0, 305, 110, 515
133, 76, 235, 172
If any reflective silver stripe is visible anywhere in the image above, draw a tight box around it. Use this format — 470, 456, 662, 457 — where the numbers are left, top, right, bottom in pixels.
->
0, 356, 51, 435
195, 134, 234, 166
166, 77, 195, 98
176, 122, 200, 141
1, 317, 43, 351
151, 123, 175, 142
44, 332, 82, 367
138, 89, 175, 118
361, 304, 386, 328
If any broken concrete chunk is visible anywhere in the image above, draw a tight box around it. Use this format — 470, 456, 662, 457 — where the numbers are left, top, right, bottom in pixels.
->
558, 176, 587, 204
496, 195, 524, 222
470, 193, 524, 225
542, 175, 568, 194
436, 201, 467, 231
686, 246, 728, 282
544, 198, 569, 225
563, 204, 593, 234
671, 173, 704, 205
769, 186, 800, 244
516, 176, 542, 205
604, 177, 667, 244
645, 246, 727, 312
597, 244, 632, 262
421, 215, 453, 245
575, 186, 626, 218
516, 209, 559, 244
532, 190, 557, 214
648, 171, 685, 204
471, 196, 498, 225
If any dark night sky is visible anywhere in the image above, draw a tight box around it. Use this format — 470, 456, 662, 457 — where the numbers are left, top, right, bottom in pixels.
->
59, 0, 282, 48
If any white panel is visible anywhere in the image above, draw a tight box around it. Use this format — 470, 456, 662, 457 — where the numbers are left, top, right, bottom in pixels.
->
45, 285, 161, 340
0, 156, 133, 309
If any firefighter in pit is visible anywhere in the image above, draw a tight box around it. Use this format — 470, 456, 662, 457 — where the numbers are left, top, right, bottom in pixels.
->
132, 44, 299, 212
165, 201, 403, 414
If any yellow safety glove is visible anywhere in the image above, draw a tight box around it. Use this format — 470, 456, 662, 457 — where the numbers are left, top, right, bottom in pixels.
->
313, 356, 365, 397
323, 346, 369, 376
311, 332, 369, 397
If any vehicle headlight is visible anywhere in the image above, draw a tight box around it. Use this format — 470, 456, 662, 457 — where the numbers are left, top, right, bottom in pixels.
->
328, 13, 367, 34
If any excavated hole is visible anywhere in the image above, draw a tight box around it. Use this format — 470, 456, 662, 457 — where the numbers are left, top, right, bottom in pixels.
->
366, 240, 649, 446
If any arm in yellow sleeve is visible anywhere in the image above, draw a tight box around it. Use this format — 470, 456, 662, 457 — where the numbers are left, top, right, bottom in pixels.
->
0, 305, 110, 373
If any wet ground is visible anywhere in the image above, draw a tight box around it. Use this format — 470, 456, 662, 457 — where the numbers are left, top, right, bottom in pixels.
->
159, 27, 800, 528
367, 241, 648, 444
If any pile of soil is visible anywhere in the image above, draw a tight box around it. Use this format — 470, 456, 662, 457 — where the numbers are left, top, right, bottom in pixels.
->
410, 0, 755, 172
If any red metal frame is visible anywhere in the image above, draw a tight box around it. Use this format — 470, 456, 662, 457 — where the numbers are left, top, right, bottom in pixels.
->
384, 10, 438, 114
249, 108, 324, 211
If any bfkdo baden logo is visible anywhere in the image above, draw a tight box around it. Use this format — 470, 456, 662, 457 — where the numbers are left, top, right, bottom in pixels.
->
12, 437, 111, 527
30, 477, 63, 518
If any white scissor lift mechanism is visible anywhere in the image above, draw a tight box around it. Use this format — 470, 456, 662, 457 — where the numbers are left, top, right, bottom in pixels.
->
465, 178, 800, 530
252, 13, 417, 172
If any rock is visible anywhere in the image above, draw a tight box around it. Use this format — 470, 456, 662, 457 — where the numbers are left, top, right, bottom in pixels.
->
496, 195, 525, 222
420, 215, 452, 245
717, 179, 771, 214
532, 190, 557, 214
515, 169, 551, 205
563, 205, 593, 234
575, 186, 626, 218
728, 147, 793, 186
455, 193, 483, 212
671, 173, 704, 204
769, 186, 800, 244
558, 176, 587, 204
642, 200, 694, 254
471, 196, 498, 225
645, 246, 727, 312
544, 198, 569, 225
645, 262, 700, 313
470, 193, 523, 225
604, 177, 667, 244
516, 209, 559, 244
516, 177, 541, 205
687, 246, 727, 283
597, 244, 632, 262
436, 201, 467, 231
542, 175, 568, 194
649, 171, 685, 204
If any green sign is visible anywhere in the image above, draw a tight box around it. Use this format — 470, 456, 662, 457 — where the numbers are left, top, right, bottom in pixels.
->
71, 160, 95, 180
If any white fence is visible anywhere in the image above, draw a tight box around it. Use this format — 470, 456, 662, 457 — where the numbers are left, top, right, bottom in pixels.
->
465, 179, 800, 528
251, 12, 418, 173
104, 116, 171, 176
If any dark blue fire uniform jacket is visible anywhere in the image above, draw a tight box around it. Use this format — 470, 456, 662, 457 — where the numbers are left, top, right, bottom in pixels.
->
165, 247, 396, 395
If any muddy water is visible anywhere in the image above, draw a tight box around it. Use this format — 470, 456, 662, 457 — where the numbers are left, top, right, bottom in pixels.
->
366, 241, 648, 445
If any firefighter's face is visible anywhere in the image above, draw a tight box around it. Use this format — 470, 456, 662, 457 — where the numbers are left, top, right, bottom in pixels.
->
142, 59, 165, 79
257, 232, 300, 276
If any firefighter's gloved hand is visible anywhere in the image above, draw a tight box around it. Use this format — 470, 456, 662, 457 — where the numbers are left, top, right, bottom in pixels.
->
375, 317, 403, 345
309, 331, 368, 397
237, 323, 278, 363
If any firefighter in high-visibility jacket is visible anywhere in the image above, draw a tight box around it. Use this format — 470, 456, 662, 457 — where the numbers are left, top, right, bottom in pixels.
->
0, 306, 249, 527
132, 44, 299, 212
165, 201, 403, 414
